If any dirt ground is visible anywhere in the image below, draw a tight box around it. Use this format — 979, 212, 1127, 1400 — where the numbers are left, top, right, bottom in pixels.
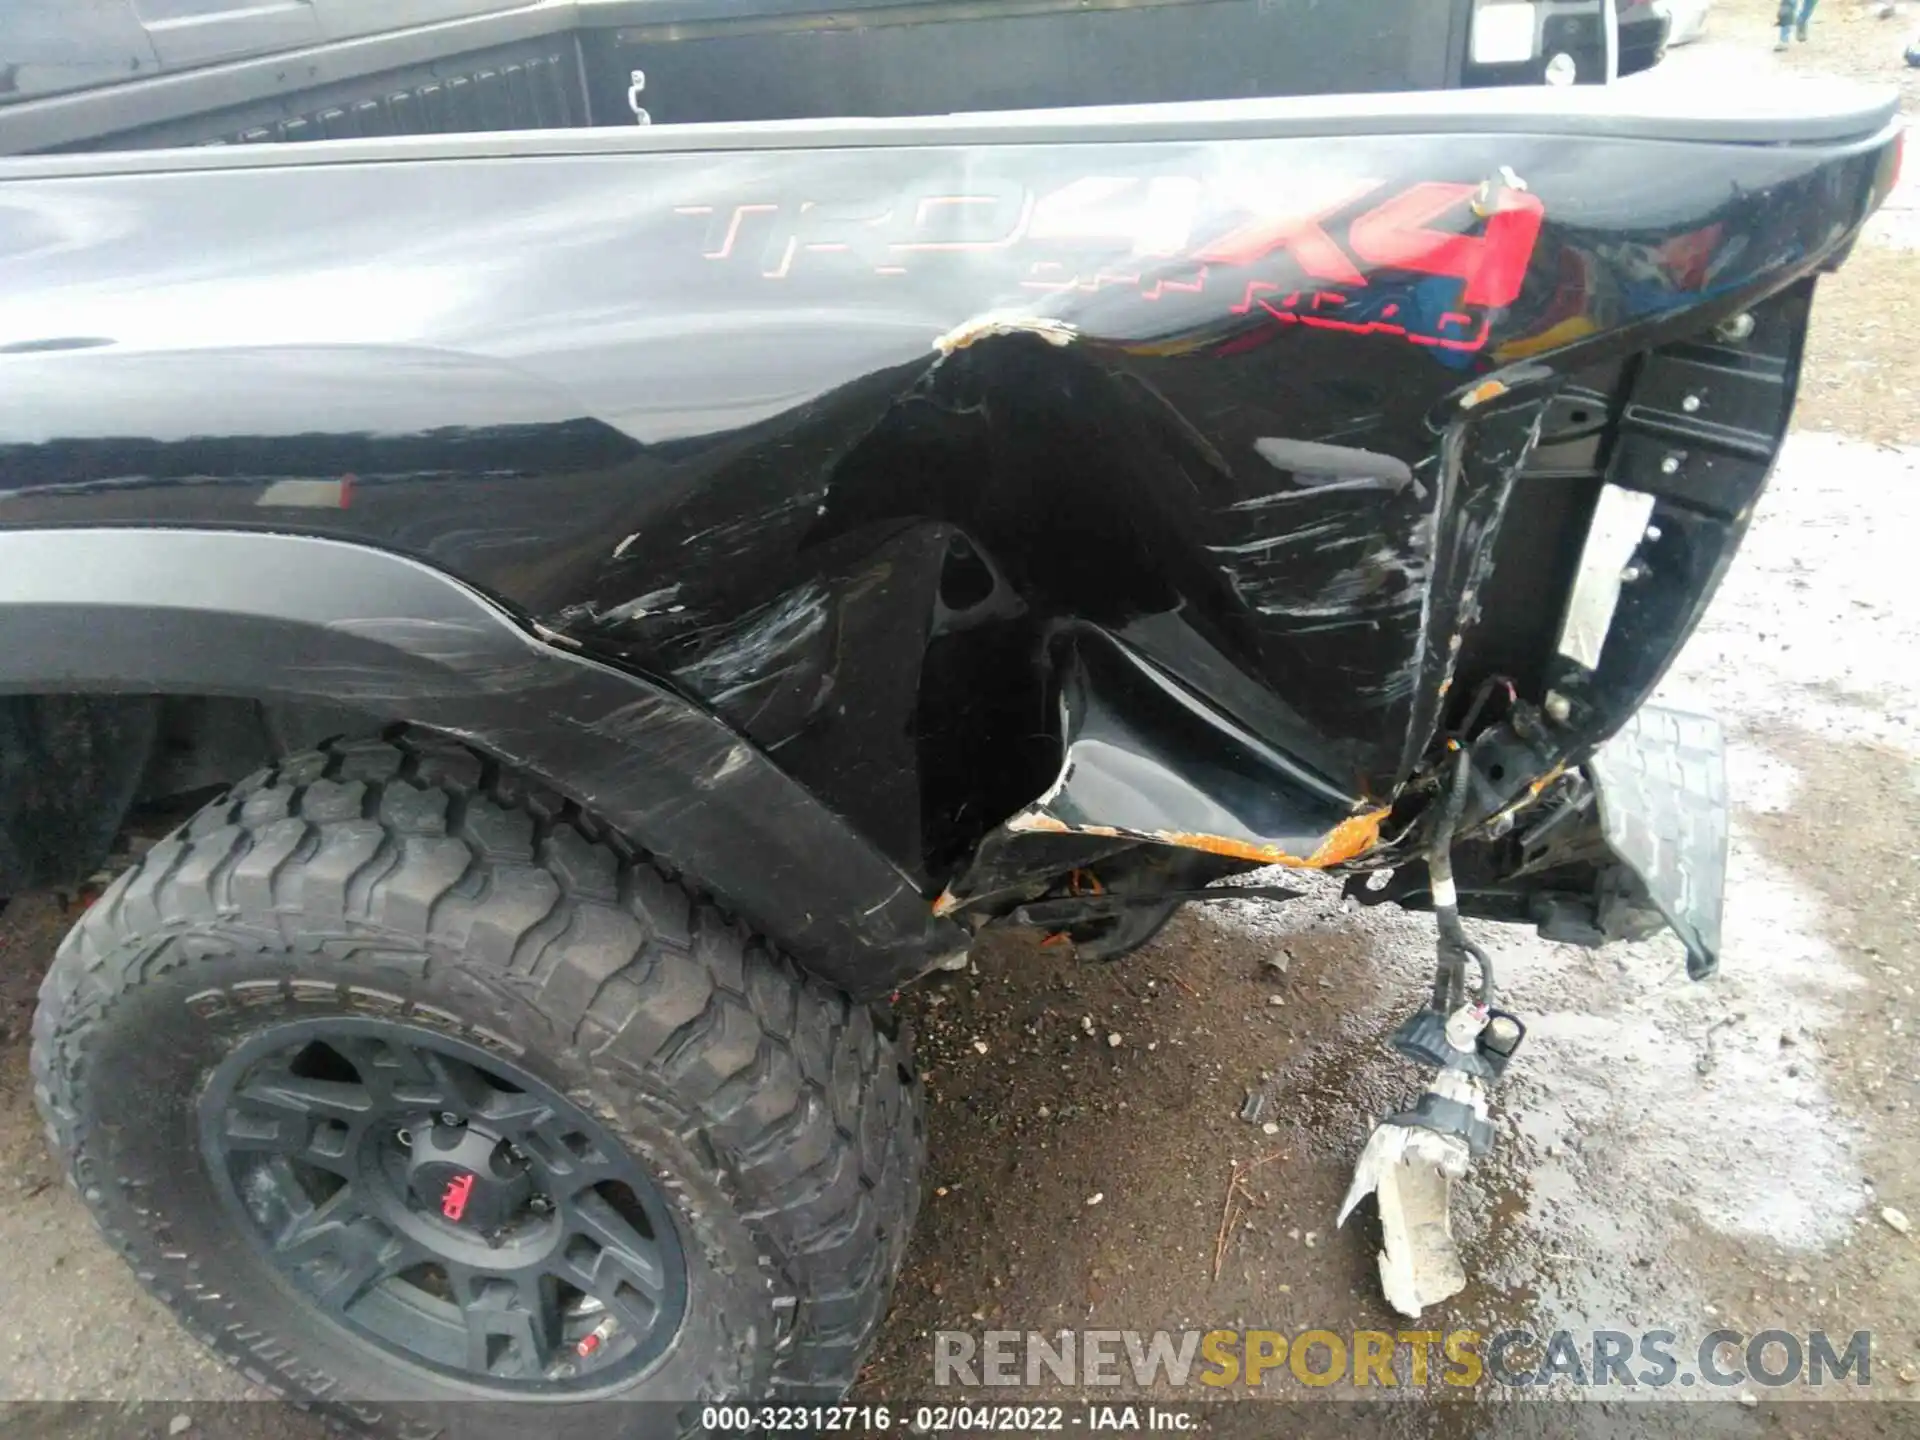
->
2, 16, 1919, 1439
1752, 0, 1920, 446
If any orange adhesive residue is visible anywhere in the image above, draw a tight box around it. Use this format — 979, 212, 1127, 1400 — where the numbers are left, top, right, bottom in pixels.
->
934, 806, 1391, 914
1151, 806, 1389, 869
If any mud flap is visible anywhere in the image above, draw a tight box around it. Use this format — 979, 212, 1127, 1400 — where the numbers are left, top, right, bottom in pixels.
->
1587, 705, 1729, 979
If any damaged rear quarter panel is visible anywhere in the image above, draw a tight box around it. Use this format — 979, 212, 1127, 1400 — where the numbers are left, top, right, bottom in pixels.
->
0, 117, 1895, 898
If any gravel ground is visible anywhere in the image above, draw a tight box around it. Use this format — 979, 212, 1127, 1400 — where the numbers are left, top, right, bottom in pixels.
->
2, 19, 1918, 1439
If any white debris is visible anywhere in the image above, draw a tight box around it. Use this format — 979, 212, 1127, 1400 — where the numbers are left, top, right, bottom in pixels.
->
598, 584, 683, 624
1107, 1032, 1123, 1048
1883, 1206, 1911, 1235
1338, 1070, 1487, 1318
1085, 1192, 1104, 1207
933, 313, 1077, 357
1262, 1121, 1280, 1136
972, 1040, 989, 1055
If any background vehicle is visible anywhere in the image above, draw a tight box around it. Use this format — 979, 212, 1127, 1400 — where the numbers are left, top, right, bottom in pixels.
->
1659, 0, 1715, 45
0, 0, 1893, 1427
2, 0, 1629, 154
1619, 0, 1675, 70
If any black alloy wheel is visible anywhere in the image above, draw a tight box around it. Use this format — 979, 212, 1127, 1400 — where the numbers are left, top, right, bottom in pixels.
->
32, 732, 925, 1435
202, 1019, 687, 1389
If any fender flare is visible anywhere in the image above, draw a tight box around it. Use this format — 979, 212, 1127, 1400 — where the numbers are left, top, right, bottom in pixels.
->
0, 527, 965, 994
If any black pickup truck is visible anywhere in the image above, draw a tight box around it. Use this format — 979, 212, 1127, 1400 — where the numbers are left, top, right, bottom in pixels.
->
1, 0, 1890, 1432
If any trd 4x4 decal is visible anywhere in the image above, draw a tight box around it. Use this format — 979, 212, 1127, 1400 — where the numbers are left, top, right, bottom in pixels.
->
673, 173, 1545, 353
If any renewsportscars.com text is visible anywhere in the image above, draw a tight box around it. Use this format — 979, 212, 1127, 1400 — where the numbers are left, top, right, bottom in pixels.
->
933, 1328, 1874, 1390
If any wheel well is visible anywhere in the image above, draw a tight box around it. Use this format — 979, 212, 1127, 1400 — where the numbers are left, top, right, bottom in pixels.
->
0, 526, 964, 987
0, 692, 378, 896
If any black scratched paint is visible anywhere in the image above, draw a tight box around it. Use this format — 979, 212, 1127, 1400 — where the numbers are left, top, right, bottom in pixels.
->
0, 110, 1899, 942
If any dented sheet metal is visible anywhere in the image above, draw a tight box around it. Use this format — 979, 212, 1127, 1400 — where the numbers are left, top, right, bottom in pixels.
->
936, 625, 1387, 914
0, 95, 1896, 970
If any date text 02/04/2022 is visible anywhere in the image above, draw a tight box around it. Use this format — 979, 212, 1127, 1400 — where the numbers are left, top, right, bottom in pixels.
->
698, 1405, 1200, 1431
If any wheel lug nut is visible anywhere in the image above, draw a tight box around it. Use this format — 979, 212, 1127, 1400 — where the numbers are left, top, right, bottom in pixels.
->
397, 1128, 413, 1148
441, 1112, 462, 1127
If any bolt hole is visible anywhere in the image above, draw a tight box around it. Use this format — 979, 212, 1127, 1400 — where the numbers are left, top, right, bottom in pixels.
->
1488, 764, 1507, 782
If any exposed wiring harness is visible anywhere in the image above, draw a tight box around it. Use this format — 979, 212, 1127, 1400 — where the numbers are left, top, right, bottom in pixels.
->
1428, 745, 1494, 1011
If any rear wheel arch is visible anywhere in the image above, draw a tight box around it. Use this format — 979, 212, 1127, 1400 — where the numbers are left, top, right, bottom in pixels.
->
0, 526, 966, 993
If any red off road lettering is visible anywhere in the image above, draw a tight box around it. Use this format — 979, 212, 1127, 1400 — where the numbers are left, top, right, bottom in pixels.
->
1192, 177, 1384, 282
1347, 181, 1547, 310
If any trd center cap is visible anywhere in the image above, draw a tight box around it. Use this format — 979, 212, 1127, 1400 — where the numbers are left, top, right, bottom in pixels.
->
407, 1121, 534, 1234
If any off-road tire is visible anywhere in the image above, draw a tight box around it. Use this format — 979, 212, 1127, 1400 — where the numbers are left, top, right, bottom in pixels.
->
30, 731, 924, 1436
